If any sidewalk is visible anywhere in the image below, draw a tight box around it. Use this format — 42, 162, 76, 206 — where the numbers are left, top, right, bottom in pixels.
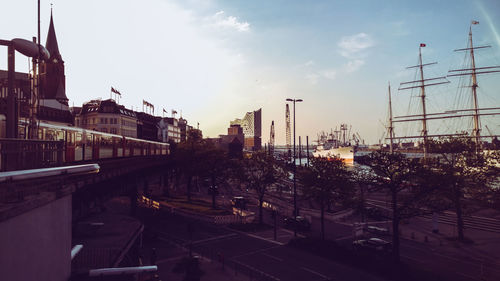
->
400, 217, 500, 266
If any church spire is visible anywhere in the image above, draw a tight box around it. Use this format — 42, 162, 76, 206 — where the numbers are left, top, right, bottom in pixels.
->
40, 6, 68, 104
45, 8, 62, 62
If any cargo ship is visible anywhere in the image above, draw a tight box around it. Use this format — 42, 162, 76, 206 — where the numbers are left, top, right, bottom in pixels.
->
312, 124, 358, 164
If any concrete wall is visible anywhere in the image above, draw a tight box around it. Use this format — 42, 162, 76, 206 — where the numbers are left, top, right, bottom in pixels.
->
0, 195, 72, 281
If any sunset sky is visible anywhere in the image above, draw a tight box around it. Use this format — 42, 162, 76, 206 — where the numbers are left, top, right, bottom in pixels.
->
1, 0, 499, 144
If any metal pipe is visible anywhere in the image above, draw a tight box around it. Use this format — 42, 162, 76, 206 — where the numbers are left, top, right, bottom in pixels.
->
89, 266, 157, 276
71, 245, 83, 260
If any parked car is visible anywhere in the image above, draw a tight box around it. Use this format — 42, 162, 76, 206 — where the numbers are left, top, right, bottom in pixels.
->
284, 216, 311, 231
363, 206, 384, 220
231, 196, 247, 210
365, 225, 389, 235
352, 238, 392, 252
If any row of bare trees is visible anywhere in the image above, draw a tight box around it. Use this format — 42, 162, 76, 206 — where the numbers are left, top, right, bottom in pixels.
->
299, 137, 499, 262
167, 135, 499, 263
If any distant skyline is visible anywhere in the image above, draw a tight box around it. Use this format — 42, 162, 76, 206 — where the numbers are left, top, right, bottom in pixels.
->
1, 0, 499, 144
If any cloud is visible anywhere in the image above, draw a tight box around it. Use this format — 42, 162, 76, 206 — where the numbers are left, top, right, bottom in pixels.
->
305, 69, 336, 85
338, 33, 374, 59
344, 60, 365, 73
211, 10, 250, 32
303, 60, 315, 67
305, 73, 319, 85
322, 70, 337, 80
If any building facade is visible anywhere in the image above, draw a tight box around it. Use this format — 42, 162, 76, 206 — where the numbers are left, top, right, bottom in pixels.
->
157, 117, 181, 143
136, 112, 159, 141
230, 108, 262, 150
75, 99, 137, 137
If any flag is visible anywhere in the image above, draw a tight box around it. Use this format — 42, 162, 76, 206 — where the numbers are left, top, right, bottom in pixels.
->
420, 43, 426, 47
163, 108, 167, 114
111, 87, 121, 96
172, 110, 178, 115
471, 20, 479, 25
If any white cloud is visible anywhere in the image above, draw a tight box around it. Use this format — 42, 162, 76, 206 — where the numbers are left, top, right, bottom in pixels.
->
306, 73, 319, 85
304, 60, 315, 67
305, 69, 336, 84
322, 70, 337, 80
211, 10, 250, 32
344, 60, 365, 73
338, 33, 374, 59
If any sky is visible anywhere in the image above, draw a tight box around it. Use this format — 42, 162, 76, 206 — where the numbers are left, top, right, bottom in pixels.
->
1, 0, 499, 145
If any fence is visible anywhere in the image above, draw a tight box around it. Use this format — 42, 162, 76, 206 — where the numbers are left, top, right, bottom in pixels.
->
0, 138, 63, 171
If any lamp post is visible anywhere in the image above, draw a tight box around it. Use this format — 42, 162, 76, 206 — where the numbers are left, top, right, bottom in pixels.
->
286, 98, 302, 237
0, 38, 49, 138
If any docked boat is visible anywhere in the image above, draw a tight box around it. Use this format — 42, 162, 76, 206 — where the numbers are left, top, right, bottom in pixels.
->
313, 124, 357, 164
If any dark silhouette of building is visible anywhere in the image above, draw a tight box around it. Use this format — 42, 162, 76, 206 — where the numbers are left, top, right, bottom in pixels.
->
37, 10, 72, 125
136, 112, 159, 141
0, 10, 72, 136
178, 117, 193, 143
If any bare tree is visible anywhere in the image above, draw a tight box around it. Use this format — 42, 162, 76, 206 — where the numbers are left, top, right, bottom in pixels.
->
428, 137, 500, 242
298, 157, 354, 240
242, 151, 285, 224
364, 151, 442, 263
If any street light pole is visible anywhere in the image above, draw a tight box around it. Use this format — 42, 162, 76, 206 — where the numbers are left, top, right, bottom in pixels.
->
286, 98, 302, 237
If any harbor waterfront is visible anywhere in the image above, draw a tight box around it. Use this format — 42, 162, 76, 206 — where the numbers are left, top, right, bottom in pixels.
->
1, 1, 500, 281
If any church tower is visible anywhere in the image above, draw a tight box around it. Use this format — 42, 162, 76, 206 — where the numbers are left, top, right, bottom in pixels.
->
40, 9, 68, 105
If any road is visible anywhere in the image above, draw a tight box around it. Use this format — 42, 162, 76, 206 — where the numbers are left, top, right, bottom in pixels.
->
139, 208, 386, 281
243, 192, 500, 281
159, 184, 500, 281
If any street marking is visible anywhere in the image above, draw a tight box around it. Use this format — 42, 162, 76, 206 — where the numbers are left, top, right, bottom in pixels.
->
192, 233, 237, 245
300, 267, 329, 279
455, 271, 479, 281
280, 228, 306, 238
246, 233, 286, 245
401, 254, 426, 264
262, 253, 283, 262
335, 234, 354, 241
232, 245, 281, 259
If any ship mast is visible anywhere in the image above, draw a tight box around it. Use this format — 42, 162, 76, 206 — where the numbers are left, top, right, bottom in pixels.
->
388, 82, 395, 153
418, 46, 428, 155
398, 43, 449, 158
447, 21, 500, 147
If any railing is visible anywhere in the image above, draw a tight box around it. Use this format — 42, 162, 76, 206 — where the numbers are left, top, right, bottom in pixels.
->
0, 138, 63, 171
0, 164, 99, 203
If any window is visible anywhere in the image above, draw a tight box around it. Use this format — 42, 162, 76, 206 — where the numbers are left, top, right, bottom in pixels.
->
110, 128, 117, 134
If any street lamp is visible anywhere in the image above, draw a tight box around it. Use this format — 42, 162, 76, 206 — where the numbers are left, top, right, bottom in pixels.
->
0, 38, 49, 138
286, 98, 302, 237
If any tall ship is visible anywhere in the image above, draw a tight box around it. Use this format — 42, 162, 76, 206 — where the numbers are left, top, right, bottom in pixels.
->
313, 124, 361, 164
385, 21, 500, 154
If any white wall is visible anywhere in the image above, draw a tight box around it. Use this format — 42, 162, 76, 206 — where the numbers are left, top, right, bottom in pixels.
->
0, 195, 72, 281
